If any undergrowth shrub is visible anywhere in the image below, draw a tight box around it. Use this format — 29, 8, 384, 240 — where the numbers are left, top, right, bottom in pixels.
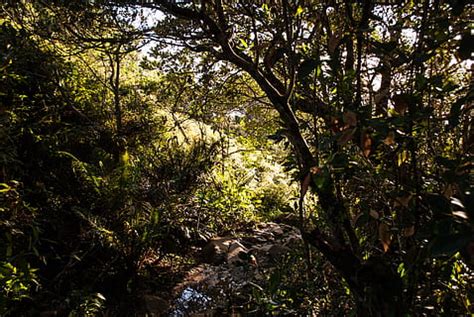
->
194, 142, 297, 234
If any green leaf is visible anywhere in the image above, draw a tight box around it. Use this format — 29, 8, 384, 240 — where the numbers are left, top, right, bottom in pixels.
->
0, 183, 11, 193
316, 65, 322, 77
268, 271, 281, 294
331, 153, 349, 169
415, 74, 428, 90
312, 167, 330, 190
295, 6, 304, 16
397, 263, 406, 278
298, 59, 319, 80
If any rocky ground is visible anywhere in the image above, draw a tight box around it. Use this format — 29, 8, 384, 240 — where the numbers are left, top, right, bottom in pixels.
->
140, 222, 304, 316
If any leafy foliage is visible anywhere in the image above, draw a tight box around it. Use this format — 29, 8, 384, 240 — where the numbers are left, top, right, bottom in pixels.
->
1, 1, 473, 316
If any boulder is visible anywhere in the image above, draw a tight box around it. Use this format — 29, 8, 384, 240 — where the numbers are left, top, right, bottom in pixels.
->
141, 295, 169, 316
227, 241, 249, 266
200, 237, 234, 265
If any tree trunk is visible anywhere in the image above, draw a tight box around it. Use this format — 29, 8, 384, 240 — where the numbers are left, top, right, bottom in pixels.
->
113, 49, 122, 135
147, 4, 409, 315
303, 229, 406, 316
351, 258, 406, 317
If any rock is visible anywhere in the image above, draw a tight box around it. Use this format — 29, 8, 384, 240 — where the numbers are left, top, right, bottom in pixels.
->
250, 242, 290, 265
282, 230, 302, 247
241, 235, 268, 245
262, 222, 285, 236
200, 237, 235, 265
252, 228, 275, 241
268, 244, 290, 260
175, 222, 305, 315
227, 241, 249, 266
141, 295, 169, 316
252, 243, 273, 255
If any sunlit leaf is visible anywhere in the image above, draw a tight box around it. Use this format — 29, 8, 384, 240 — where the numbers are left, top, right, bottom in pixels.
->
0, 183, 11, 193
397, 150, 408, 166
295, 6, 304, 16
452, 211, 469, 220
239, 38, 248, 49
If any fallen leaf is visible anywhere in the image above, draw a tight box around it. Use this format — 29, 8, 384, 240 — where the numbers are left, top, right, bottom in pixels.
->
337, 128, 355, 145
331, 116, 342, 133
328, 31, 343, 54
383, 131, 396, 145
443, 184, 454, 198
392, 94, 409, 115
249, 254, 258, 266
369, 210, 380, 219
394, 194, 412, 208
361, 131, 372, 157
301, 173, 311, 197
310, 166, 320, 174
343, 111, 357, 127
402, 226, 415, 237
379, 223, 392, 252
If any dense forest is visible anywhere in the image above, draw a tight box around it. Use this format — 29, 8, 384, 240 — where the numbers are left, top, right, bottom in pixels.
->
0, 0, 472, 316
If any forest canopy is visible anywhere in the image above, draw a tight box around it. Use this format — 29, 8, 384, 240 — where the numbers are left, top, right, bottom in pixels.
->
0, 0, 472, 316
